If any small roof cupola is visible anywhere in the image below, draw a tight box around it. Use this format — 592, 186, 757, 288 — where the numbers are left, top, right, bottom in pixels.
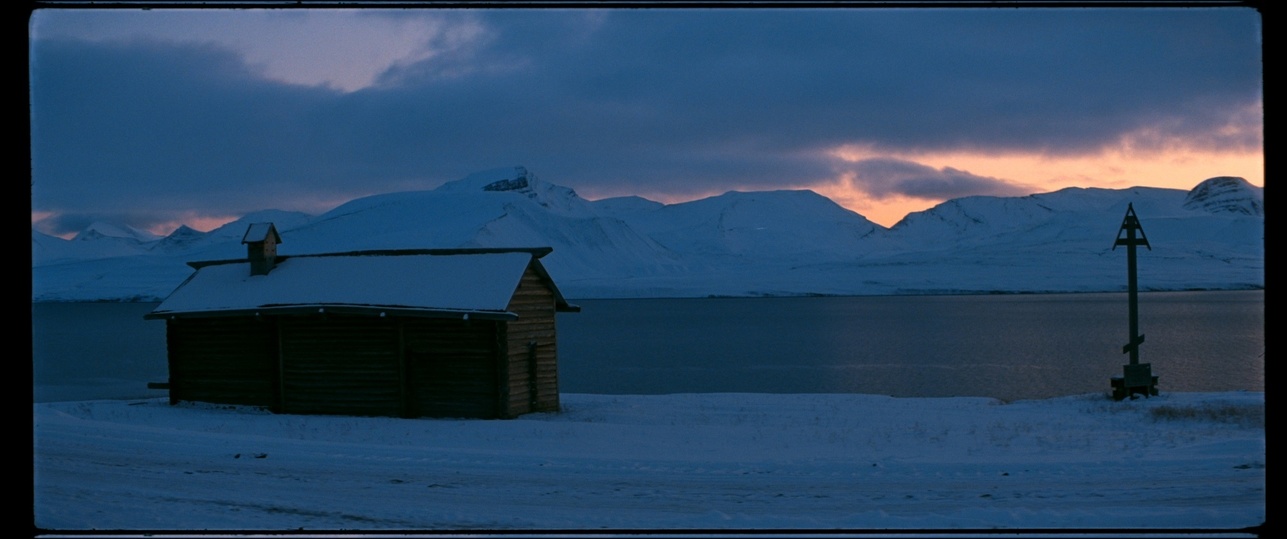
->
242, 222, 282, 276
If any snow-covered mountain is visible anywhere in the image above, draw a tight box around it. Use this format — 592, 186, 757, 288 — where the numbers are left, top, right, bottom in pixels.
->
1182, 176, 1264, 215
33, 227, 148, 263
31, 168, 1264, 301
434, 166, 591, 217
606, 189, 887, 261
74, 221, 161, 243
276, 166, 687, 282
150, 225, 206, 253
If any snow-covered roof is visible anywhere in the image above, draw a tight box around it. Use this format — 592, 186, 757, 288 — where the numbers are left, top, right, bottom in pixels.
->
241, 222, 280, 244
147, 249, 577, 320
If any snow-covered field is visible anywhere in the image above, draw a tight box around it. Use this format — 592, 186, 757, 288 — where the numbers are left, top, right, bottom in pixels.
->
33, 391, 1265, 533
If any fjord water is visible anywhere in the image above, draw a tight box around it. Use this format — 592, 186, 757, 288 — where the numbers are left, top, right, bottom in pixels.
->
559, 291, 1264, 401
32, 291, 1263, 403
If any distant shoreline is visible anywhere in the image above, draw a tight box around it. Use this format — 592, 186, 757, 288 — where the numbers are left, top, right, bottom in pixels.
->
31, 285, 1266, 304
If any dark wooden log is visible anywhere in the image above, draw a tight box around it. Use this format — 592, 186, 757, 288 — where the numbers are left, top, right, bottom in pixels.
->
278, 315, 401, 416
166, 317, 277, 408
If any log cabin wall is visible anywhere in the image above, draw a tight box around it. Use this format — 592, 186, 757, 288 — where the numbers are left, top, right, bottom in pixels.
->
401, 318, 501, 419
168, 314, 507, 419
503, 263, 561, 417
166, 317, 278, 409
278, 314, 402, 417
153, 247, 573, 420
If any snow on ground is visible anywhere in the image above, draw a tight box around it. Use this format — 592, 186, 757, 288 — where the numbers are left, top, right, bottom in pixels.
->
33, 391, 1264, 533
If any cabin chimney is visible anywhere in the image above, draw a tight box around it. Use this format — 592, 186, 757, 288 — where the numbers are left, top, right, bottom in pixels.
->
241, 222, 282, 276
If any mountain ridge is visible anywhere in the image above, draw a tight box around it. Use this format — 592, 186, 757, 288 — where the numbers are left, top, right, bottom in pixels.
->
32, 170, 1264, 301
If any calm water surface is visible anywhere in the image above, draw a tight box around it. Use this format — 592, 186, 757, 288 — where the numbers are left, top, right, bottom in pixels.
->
558, 291, 1264, 401
32, 291, 1263, 403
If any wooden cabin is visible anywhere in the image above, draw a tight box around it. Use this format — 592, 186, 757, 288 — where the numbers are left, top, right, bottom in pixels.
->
144, 224, 579, 419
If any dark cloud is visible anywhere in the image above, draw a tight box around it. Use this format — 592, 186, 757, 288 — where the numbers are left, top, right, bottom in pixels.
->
447, 9, 1261, 154
842, 158, 1030, 201
29, 8, 1261, 232
31, 39, 344, 211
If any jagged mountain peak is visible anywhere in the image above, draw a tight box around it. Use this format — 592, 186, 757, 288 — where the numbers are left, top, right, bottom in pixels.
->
436, 165, 534, 192
149, 225, 208, 253
1183, 176, 1264, 216
434, 166, 589, 216
73, 221, 160, 242
166, 224, 200, 237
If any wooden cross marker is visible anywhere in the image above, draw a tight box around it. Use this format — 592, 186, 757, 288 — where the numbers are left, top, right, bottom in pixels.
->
1111, 203, 1158, 399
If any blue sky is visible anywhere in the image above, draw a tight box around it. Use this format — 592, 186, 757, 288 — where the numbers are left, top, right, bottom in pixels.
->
29, 6, 1263, 234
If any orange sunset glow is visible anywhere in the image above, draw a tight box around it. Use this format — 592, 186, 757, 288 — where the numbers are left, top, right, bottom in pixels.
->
813, 147, 1264, 228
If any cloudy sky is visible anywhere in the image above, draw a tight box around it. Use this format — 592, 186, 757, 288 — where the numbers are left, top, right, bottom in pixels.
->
29, 6, 1262, 235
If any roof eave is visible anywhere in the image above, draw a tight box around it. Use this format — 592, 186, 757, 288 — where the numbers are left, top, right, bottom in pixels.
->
525, 257, 579, 313
185, 247, 556, 270
144, 304, 519, 321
